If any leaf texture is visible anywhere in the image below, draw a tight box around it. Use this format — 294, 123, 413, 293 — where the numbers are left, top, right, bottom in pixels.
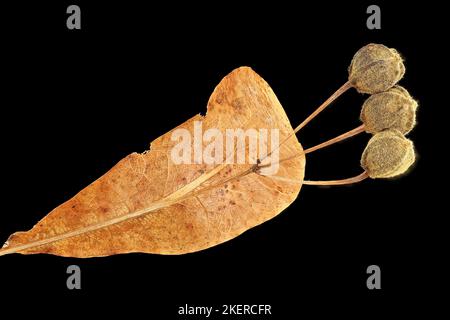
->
0, 67, 305, 257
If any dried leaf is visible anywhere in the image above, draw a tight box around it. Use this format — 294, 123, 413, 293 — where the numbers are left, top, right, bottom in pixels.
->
0, 67, 305, 257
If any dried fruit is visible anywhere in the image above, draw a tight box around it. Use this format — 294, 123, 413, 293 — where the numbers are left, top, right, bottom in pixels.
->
296, 43, 406, 132
0, 43, 419, 258
361, 129, 415, 178
349, 43, 405, 94
361, 85, 418, 134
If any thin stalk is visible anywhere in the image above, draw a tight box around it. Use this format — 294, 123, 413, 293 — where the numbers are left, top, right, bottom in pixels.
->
259, 80, 353, 163
293, 80, 352, 134
303, 171, 369, 186
304, 124, 365, 154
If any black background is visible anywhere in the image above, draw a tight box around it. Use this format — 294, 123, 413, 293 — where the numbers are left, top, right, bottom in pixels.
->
0, 1, 443, 317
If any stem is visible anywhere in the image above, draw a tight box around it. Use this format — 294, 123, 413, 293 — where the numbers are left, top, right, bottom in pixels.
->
304, 124, 365, 154
258, 124, 366, 170
293, 81, 352, 134
259, 81, 353, 163
303, 171, 369, 186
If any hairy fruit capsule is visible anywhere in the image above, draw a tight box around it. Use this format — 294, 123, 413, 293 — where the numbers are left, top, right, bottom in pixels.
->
349, 43, 405, 94
361, 129, 415, 178
361, 85, 418, 134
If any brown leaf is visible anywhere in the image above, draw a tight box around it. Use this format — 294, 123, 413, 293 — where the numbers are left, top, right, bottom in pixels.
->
0, 67, 305, 257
